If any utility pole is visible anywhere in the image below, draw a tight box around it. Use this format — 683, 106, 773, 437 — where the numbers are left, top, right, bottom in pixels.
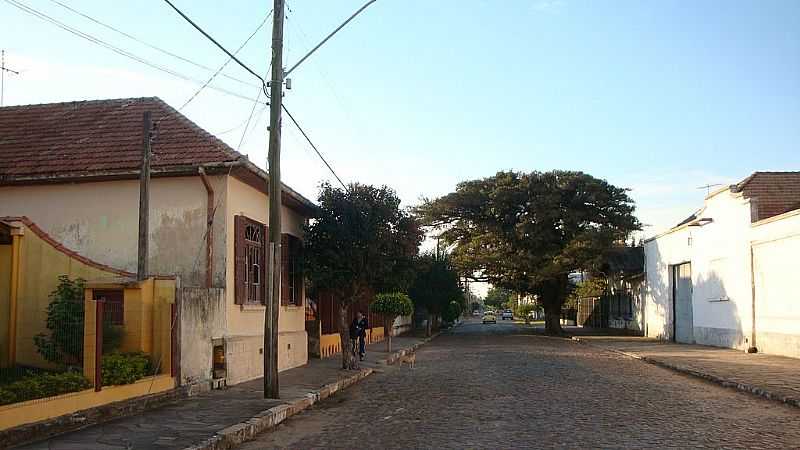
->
137, 111, 152, 281
1, 50, 20, 107
265, 0, 285, 399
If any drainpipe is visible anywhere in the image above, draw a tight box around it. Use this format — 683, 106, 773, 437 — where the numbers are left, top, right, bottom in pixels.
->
198, 167, 214, 289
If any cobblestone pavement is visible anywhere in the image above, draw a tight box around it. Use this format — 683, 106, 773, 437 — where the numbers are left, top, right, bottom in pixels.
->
17, 336, 426, 450
572, 334, 800, 406
241, 320, 800, 449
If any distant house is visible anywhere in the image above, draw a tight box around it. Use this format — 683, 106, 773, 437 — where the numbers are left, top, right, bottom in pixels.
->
643, 172, 800, 358
0, 97, 316, 386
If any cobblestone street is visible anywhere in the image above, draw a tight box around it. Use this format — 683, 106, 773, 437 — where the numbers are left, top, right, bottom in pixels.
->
241, 320, 800, 449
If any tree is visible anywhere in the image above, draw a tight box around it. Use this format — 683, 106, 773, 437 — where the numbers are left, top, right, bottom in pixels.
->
35, 276, 86, 367
370, 292, 413, 353
484, 287, 513, 310
470, 301, 480, 312
304, 183, 421, 369
417, 170, 639, 335
408, 252, 464, 336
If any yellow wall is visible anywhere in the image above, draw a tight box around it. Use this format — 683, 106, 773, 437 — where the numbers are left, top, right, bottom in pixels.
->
0, 374, 174, 431
0, 245, 11, 367
11, 224, 126, 368
222, 177, 309, 382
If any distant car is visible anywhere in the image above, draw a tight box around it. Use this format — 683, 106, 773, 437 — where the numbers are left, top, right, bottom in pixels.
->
482, 311, 496, 324
501, 310, 513, 320
472, 310, 481, 317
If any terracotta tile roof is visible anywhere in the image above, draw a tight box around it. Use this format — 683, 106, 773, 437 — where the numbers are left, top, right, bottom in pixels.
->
0, 97, 241, 180
0, 97, 316, 214
732, 172, 800, 221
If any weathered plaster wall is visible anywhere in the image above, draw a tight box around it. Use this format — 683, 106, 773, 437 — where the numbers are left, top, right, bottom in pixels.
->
0, 176, 227, 287
179, 287, 226, 386
750, 210, 800, 358
222, 176, 308, 384
0, 245, 11, 365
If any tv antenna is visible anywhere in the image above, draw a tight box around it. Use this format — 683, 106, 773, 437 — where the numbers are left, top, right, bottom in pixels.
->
697, 183, 723, 196
1, 50, 20, 107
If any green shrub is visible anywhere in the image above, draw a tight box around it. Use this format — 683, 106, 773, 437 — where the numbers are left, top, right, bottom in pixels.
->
0, 371, 91, 406
101, 352, 154, 386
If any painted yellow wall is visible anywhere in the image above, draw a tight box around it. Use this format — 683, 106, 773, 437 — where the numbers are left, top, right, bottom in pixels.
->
12, 224, 126, 368
0, 245, 11, 367
223, 176, 308, 382
0, 176, 227, 287
0, 374, 174, 431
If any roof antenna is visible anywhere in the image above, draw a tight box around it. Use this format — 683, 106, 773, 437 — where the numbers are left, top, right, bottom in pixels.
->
697, 183, 723, 196
1, 50, 21, 107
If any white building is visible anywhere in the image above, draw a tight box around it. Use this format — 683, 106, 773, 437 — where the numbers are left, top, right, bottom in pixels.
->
643, 172, 800, 358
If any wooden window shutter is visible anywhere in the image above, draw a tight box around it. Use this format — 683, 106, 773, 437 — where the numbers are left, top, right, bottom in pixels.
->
234, 215, 246, 305
281, 233, 290, 305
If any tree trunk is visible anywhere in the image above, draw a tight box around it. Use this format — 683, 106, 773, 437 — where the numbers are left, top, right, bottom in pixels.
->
425, 313, 432, 337
338, 303, 357, 370
543, 305, 562, 335
385, 317, 392, 353
540, 275, 568, 336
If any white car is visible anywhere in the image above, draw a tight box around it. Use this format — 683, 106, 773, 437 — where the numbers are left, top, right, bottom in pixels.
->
501, 310, 513, 320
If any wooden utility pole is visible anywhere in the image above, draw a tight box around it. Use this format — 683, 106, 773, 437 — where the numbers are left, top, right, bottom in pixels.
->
265, 0, 285, 399
137, 111, 152, 281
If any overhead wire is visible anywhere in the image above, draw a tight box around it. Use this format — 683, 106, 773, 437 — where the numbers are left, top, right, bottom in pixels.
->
4, 0, 265, 105
47, 0, 261, 90
161, 0, 268, 96
282, 104, 348, 191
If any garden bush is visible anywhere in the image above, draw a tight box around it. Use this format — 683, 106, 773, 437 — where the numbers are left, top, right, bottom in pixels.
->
101, 352, 154, 386
0, 371, 91, 406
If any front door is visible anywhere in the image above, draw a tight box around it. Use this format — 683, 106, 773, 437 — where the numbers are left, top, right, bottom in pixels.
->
672, 262, 693, 343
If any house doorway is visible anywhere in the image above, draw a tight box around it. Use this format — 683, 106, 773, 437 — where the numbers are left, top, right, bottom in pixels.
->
671, 262, 694, 344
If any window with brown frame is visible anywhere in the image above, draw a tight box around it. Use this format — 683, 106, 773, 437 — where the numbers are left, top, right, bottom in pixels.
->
235, 215, 267, 305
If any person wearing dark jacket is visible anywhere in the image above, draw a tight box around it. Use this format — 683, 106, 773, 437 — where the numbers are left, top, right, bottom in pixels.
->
349, 312, 369, 361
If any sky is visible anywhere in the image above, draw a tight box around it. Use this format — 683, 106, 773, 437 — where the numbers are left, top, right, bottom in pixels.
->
3, 0, 800, 296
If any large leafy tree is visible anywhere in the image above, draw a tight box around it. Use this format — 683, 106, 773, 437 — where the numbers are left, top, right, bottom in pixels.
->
304, 183, 421, 369
417, 170, 639, 335
408, 252, 464, 336
484, 287, 514, 310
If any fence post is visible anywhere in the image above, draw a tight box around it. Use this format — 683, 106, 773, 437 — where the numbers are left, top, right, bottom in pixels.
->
95, 299, 104, 392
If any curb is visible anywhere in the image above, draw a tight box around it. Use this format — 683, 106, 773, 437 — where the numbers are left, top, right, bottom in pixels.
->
183, 336, 438, 450
571, 337, 800, 410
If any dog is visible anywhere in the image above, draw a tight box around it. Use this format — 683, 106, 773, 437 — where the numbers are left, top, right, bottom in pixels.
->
397, 352, 416, 369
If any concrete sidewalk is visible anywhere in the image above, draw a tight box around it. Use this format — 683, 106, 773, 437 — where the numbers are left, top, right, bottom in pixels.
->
17, 335, 432, 450
573, 334, 800, 408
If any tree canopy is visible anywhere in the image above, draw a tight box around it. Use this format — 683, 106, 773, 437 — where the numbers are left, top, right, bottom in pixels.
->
304, 182, 422, 368
417, 170, 639, 334
484, 287, 514, 310
408, 252, 464, 335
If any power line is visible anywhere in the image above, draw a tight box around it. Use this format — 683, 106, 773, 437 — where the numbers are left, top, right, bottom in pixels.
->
281, 104, 348, 191
161, 0, 268, 96
237, 90, 265, 150
177, 13, 272, 112
4, 0, 265, 105
48, 0, 262, 90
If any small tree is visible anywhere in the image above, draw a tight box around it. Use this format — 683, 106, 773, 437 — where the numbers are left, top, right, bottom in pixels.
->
371, 293, 413, 353
35, 276, 86, 368
516, 303, 537, 324
304, 183, 422, 369
409, 252, 464, 336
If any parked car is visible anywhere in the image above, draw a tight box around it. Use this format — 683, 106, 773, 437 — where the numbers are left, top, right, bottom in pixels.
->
473, 310, 481, 317
501, 309, 513, 320
482, 311, 496, 324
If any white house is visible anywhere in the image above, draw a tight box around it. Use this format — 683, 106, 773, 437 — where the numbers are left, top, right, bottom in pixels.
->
643, 172, 800, 358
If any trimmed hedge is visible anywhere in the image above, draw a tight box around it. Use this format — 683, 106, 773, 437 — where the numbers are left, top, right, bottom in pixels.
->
0, 371, 92, 406
101, 352, 154, 386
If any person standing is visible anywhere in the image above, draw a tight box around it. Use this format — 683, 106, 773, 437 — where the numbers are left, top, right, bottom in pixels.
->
350, 311, 369, 361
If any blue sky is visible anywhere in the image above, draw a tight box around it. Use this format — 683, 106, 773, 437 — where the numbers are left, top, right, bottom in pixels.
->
2, 0, 799, 241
